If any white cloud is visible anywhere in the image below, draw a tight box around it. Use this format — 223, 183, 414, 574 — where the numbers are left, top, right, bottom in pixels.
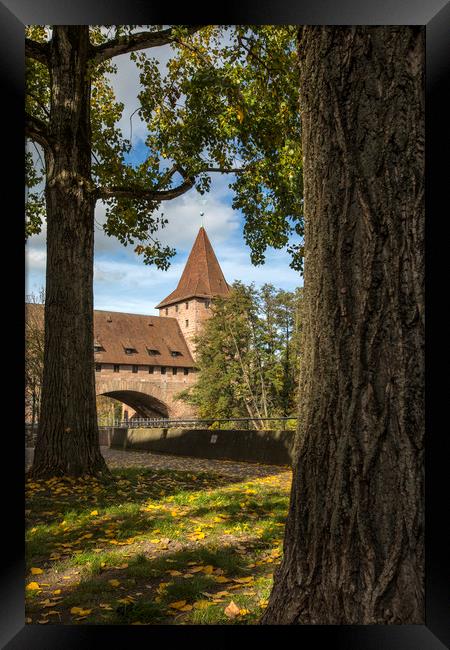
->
109, 44, 174, 145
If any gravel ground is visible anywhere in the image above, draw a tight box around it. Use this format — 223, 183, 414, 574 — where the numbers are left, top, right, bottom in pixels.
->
25, 447, 290, 480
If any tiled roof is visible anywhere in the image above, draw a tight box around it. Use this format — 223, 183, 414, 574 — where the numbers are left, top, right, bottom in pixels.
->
155, 227, 230, 309
25, 303, 195, 367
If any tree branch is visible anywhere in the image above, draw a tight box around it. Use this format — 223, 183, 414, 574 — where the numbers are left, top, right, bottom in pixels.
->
90, 26, 206, 64
25, 113, 52, 152
203, 167, 246, 173
25, 39, 49, 65
97, 175, 195, 202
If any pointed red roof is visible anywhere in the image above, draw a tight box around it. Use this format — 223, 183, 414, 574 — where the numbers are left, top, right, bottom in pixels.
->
155, 227, 230, 309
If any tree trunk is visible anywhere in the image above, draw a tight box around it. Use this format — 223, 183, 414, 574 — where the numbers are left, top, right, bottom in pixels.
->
262, 26, 424, 625
30, 27, 109, 478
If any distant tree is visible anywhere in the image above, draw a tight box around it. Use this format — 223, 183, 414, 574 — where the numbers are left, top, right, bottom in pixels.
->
96, 395, 122, 426
178, 282, 302, 427
25, 289, 45, 429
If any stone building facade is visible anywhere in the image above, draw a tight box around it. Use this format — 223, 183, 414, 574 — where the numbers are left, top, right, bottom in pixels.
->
26, 227, 230, 422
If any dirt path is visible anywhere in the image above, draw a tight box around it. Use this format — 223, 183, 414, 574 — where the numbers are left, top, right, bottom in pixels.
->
25, 447, 289, 480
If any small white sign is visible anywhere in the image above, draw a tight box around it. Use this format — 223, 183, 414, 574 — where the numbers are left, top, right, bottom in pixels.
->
210, 434, 218, 444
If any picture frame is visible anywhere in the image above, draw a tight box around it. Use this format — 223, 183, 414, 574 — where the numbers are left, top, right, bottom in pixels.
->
4, 0, 448, 646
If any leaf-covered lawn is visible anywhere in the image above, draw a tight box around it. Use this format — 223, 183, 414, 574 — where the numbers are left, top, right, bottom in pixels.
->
26, 466, 292, 625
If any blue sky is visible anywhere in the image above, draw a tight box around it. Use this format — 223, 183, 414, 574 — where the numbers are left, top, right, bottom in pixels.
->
25, 41, 303, 315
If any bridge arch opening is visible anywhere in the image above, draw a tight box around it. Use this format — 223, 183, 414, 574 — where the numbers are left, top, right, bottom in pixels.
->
99, 390, 170, 420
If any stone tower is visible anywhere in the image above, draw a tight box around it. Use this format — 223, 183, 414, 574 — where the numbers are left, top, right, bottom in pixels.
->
155, 227, 230, 358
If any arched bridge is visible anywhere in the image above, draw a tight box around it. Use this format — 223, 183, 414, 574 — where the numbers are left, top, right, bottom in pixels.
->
96, 374, 196, 420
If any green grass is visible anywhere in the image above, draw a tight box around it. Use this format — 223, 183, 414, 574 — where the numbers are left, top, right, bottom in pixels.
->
25, 466, 291, 625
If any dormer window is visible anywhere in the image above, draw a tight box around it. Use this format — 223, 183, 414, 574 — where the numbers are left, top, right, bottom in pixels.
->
94, 338, 104, 353
147, 348, 160, 356
170, 350, 182, 358
122, 340, 136, 355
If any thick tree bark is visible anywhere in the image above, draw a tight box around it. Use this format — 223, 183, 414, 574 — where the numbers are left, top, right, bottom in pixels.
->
262, 27, 424, 624
30, 27, 109, 478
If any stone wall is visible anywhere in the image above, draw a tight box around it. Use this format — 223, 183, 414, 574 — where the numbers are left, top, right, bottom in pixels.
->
110, 427, 294, 466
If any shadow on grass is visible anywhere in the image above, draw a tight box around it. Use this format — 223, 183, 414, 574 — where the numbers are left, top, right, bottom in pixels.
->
26, 539, 275, 625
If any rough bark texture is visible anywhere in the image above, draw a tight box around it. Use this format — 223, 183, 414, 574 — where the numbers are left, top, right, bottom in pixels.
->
30, 27, 109, 478
262, 26, 424, 624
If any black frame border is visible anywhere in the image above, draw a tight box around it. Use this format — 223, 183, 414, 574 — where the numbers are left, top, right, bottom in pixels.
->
4, 0, 449, 647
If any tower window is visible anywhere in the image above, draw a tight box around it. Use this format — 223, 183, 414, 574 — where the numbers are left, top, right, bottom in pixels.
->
114, 364, 120, 373
165, 308, 168, 315
175, 304, 179, 312
132, 365, 138, 373
173, 367, 177, 375
161, 367, 166, 375
95, 363, 102, 372
185, 302, 189, 309
184, 368, 189, 376
148, 366, 154, 374
185, 320, 189, 327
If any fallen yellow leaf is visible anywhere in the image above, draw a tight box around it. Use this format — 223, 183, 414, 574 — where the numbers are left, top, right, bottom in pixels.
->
108, 579, 120, 587
233, 576, 253, 583
168, 600, 187, 610
193, 600, 210, 610
30, 567, 43, 575
26, 582, 41, 591
70, 607, 92, 616
202, 565, 214, 575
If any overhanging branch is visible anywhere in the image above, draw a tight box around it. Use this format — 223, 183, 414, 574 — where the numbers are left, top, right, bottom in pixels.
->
25, 39, 49, 65
90, 26, 206, 64
25, 113, 52, 153
97, 176, 195, 202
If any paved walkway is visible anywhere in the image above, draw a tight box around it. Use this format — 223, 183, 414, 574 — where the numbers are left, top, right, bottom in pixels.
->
25, 447, 290, 480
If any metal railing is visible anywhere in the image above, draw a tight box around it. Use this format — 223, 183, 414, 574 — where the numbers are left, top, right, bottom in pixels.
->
26, 417, 299, 432
112, 416, 298, 431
